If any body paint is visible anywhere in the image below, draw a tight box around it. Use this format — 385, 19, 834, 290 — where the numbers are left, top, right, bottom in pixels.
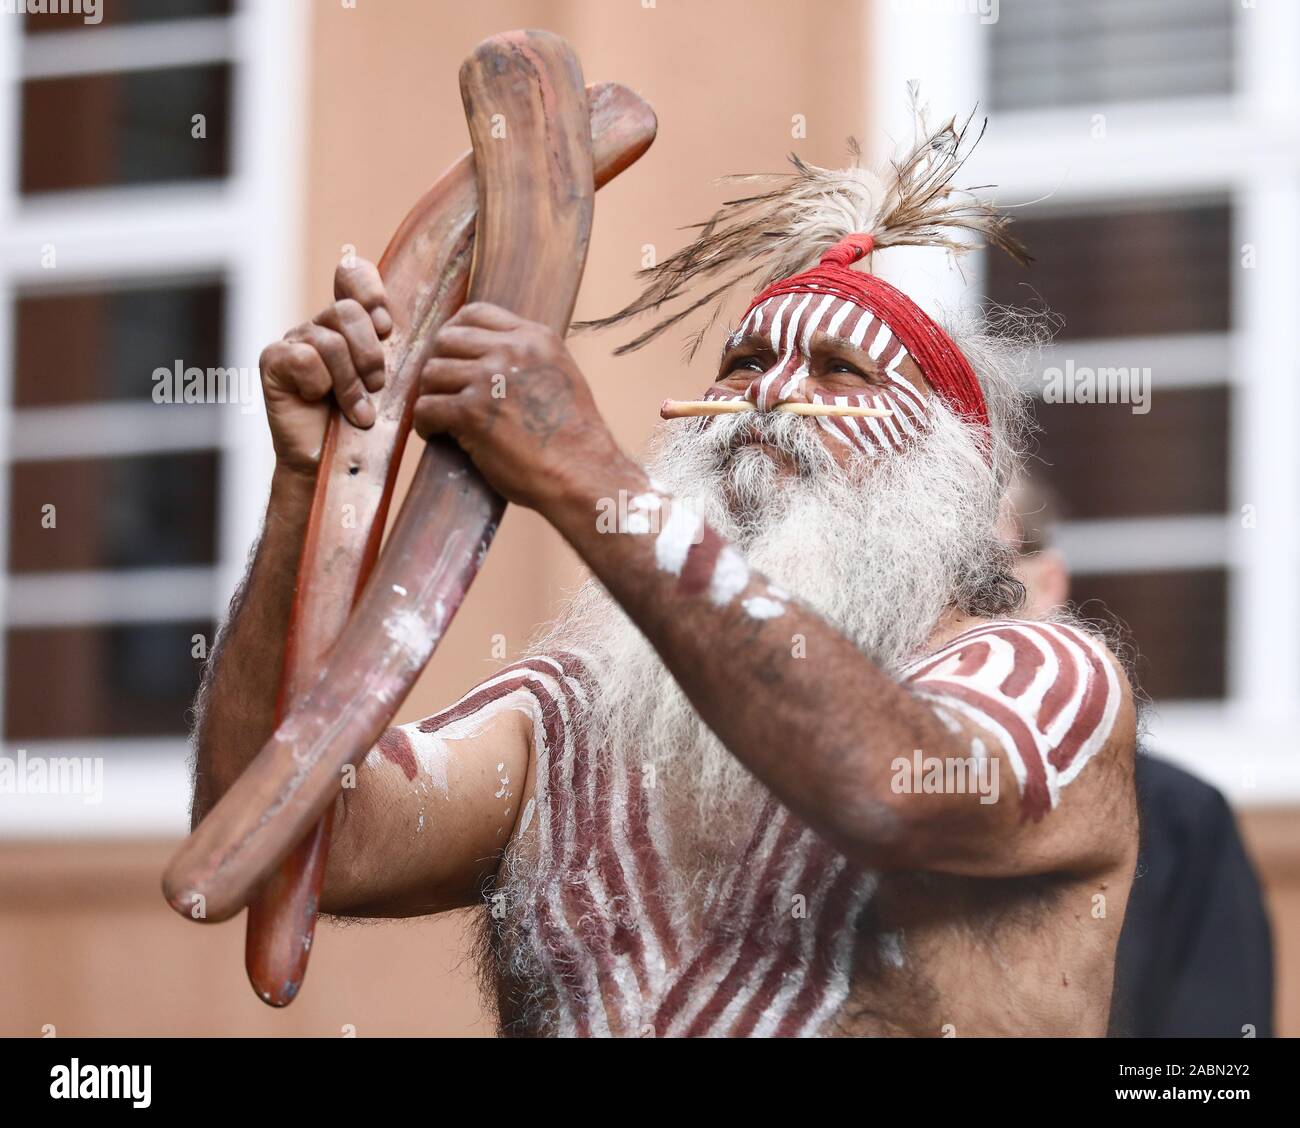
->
647, 496, 764, 616
901, 620, 1122, 821
422, 622, 1111, 1034
429, 652, 875, 1038
654, 502, 783, 619
653, 501, 703, 574
741, 595, 786, 620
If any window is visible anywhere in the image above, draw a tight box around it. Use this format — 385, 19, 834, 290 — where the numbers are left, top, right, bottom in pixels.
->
987, 202, 1234, 702
21, 64, 233, 193
0, 0, 305, 834
987, 0, 1234, 111
874, 0, 1300, 802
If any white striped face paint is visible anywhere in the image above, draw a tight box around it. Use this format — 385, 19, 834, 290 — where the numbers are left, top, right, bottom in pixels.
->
714, 293, 933, 460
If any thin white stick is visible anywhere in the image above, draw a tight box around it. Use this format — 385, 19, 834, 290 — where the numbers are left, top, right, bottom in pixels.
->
660, 399, 892, 420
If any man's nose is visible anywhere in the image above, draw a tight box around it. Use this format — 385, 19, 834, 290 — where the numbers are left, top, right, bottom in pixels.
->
743, 367, 814, 413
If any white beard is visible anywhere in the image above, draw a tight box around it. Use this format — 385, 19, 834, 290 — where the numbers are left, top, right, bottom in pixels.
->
531, 405, 1005, 849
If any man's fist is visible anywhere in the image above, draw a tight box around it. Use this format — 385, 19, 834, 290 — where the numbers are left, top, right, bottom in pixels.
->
414, 303, 625, 512
258, 258, 392, 475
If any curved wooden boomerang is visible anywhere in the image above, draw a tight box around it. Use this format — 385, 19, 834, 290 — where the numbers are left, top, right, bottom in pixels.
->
240, 76, 654, 1007
163, 31, 622, 931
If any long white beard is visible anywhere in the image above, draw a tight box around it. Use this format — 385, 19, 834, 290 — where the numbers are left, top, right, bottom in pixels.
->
532, 406, 1004, 844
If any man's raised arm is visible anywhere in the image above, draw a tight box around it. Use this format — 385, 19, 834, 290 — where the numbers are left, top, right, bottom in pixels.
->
188, 259, 390, 827
190, 471, 533, 917
189, 465, 315, 826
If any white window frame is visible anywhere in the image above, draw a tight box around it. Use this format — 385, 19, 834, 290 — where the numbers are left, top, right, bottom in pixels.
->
0, 1, 307, 835
870, 0, 1300, 804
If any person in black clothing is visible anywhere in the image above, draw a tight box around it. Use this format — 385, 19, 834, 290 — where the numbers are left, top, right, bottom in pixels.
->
1004, 473, 1274, 1036
1112, 755, 1274, 1035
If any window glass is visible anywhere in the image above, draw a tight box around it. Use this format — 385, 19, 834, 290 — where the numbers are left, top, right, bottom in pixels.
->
21, 0, 234, 34
1030, 389, 1229, 520
21, 64, 231, 193
986, 204, 1231, 340
8, 451, 219, 573
14, 279, 226, 408
5, 620, 213, 740
1070, 569, 1227, 701
988, 0, 1234, 111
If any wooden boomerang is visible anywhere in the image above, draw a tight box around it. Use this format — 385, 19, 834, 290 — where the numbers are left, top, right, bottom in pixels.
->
163, 28, 596, 926
240, 76, 654, 1006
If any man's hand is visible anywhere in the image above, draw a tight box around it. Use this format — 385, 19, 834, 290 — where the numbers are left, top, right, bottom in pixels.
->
258, 259, 393, 475
414, 302, 628, 511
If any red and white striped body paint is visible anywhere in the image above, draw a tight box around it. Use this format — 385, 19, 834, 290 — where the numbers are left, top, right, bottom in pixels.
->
405, 652, 876, 1037
901, 620, 1122, 821
393, 620, 1118, 1035
719, 292, 931, 457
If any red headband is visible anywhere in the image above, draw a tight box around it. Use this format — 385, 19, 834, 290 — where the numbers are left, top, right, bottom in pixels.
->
741, 235, 990, 437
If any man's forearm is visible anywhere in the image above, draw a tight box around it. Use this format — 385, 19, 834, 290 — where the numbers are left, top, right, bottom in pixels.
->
542, 456, 953, 855
190, 466, 316, 827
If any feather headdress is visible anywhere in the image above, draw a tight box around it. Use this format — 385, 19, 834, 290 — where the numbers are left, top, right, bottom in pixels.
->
577, 90, 1030, 360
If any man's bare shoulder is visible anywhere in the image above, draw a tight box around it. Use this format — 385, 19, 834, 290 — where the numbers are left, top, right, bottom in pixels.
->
904, 615, 1137, 831
412, 652, 593, 732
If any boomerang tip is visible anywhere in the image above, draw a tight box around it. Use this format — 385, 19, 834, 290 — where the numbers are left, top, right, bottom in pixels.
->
161, 853, 243, 924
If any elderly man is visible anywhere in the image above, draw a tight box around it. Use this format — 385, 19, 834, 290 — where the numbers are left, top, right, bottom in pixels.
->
191, 126, 1137, 1037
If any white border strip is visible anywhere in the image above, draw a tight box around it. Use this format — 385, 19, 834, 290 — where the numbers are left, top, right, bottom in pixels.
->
21, 16, 235, 79
10, 402, 223, 459
5, 567, 215, 626
0, 738, 191, 836
1057, 515, 1231, 575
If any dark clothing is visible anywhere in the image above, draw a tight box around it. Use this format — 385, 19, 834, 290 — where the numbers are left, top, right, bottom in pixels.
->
1110, 752, 1274, 1036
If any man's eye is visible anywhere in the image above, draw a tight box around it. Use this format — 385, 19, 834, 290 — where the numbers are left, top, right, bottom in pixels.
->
729, 356, 765, 374
828, 360, 869, 379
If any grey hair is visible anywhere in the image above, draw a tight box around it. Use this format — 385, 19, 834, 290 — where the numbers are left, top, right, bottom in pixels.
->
936, 302, 1055, 618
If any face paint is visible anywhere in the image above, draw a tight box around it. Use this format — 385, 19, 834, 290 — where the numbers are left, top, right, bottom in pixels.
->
720, 295, 932, 459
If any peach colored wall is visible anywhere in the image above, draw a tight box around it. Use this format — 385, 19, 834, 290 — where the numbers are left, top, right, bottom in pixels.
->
0, 841, 490, 1037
